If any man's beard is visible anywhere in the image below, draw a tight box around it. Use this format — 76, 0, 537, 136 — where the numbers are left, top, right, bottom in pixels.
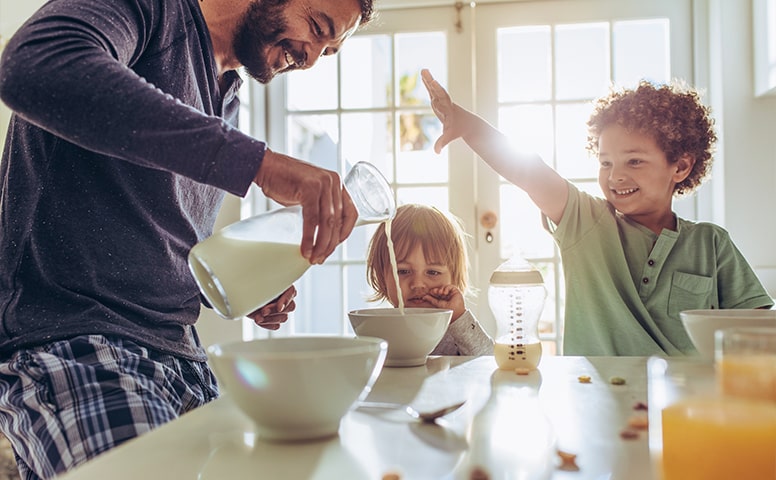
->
233, 0, 292, 84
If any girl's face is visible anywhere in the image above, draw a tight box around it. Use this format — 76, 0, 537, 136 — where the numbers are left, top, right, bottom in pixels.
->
597, 124, 692, 230
383, 244, 453, 308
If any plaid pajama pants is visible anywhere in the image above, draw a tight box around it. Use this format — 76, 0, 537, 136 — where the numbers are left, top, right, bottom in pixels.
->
0, 335, 219, 480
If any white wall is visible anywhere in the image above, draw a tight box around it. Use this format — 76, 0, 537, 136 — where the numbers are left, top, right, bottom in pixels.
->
707, 0, 776, 297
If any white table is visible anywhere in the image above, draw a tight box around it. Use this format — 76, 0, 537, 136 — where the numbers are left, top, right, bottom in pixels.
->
58, 356, 654, 480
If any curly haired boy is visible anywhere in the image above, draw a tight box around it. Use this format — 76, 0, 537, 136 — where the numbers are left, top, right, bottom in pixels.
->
422, 70, 773, 356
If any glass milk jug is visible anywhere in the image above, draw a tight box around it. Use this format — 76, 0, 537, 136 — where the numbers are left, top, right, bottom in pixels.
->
188, 161, 395, 320
488, 255, 547, 370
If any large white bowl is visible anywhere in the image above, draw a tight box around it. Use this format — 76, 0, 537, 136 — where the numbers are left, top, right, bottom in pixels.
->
348, 307, 452, 367
680, 309, 776, 360
207, 336, 387, 441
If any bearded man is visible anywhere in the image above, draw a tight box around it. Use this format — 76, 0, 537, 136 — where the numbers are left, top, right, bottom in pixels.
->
0, 0, 373, 477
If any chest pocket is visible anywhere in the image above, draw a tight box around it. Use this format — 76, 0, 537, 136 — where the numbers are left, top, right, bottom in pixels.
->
668, 271, 714, 318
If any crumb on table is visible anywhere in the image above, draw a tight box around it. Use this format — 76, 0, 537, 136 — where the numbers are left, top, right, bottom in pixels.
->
557, 449, 580, 471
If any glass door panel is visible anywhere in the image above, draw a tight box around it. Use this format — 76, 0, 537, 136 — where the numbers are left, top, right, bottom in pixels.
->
474, 0, 693, 353
261, 6, 467, 337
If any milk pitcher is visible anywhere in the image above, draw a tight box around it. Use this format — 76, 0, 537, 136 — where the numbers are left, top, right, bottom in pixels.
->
188, 161, 395, 320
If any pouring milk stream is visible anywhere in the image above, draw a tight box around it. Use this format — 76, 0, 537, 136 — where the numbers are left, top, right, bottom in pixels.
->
188, 161, 396, 320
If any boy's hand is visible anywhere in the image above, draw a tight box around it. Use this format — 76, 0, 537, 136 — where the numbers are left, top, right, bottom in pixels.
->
421, 69, 463, 154
422, 285, 466, 323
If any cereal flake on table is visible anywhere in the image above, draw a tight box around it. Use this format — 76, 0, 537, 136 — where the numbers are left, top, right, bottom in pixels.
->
577, 375, 592, 383
620, 429, 640, 440
609, 376, 626, 385
382, 471, 402, 480
627, 415, 649, 430
556, 449, 580, 472
469, 466, 490, 480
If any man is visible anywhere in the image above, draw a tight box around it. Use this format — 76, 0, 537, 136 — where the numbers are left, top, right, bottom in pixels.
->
0, 0, 373, 477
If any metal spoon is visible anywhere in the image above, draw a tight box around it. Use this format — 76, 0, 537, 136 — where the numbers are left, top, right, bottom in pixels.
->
357, 400, 466, 423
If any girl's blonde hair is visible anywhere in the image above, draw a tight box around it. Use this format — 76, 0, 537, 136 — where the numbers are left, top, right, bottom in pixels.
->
366, 204, 470, 303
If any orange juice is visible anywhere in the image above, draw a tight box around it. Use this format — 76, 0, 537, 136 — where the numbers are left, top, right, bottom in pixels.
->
717, 354, 776, 402
661, 396, 776, 480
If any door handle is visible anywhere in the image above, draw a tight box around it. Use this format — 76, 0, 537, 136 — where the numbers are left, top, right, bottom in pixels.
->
480, 211, 497, 243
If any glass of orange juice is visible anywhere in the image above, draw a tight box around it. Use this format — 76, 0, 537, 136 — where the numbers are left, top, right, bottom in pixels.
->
715, 327, 776, 402
647, 356, 776, 480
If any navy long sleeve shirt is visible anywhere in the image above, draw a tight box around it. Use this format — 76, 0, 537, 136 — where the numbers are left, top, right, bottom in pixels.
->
0, 0, 265, 360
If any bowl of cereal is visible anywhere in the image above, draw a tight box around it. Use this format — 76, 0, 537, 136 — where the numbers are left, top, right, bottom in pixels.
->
348, 307, 452, 367
208, 335, 387, 441
680, 309, 776, 361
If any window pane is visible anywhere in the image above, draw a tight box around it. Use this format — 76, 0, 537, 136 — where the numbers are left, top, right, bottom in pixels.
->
555, 23, 610, 100
499, 184, 554, 259
287, 114, 339, 171
498, 26, 552, 102
534, 261, 557, 336
295, 266, 343, 334
345, 223, 380, 262
397, 187, 448, 212
396, 113, 448, 183
498, 104, 554, 165
286, 55, 338, 111
341, 35, 392, 109
555, 102, 597, 179
341, 112, 394, 182
613, 19, 670, 87
396, 32, 446, 107
347, 263, 371, 314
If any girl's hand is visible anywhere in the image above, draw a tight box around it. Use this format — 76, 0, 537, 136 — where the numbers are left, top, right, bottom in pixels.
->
422, 285, 466, 323
247, 286, 297, 330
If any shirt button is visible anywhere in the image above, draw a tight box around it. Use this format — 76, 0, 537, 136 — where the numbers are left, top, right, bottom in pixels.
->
642, 277, 649, 284
648, 259, 655, 266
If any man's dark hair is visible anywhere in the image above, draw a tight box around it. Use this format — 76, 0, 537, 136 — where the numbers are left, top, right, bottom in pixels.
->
357, 0, 376, 27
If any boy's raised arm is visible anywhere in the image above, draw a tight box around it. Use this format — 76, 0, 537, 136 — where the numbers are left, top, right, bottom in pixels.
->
421, 69, 569, 225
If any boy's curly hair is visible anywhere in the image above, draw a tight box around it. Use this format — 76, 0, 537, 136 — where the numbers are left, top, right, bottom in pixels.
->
586, 80, 717, 196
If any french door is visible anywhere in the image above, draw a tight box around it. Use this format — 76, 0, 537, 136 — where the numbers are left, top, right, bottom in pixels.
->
255, 0, 696, 355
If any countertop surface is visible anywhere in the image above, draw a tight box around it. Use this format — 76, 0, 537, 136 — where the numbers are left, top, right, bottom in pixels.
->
58, 355, 654, 480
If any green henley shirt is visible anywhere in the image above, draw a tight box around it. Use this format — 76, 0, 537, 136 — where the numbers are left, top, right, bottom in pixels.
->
546, 183, 773, 356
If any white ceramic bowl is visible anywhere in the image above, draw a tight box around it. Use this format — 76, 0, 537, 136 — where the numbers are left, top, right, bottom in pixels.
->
348, 307, 452, 367
207, 336, 387, 441
680, 309, 776, 360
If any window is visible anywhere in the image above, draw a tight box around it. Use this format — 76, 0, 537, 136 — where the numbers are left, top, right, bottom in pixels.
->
257, 19, 455, 337
247, 0, 698, 356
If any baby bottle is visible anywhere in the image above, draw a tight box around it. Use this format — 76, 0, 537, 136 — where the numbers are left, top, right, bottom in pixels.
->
188, 161, 395, 320
488, 255, 547, 370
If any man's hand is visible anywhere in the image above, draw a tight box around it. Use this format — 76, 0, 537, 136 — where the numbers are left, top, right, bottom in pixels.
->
246, 286, 297, 331
254, 150, 358, 264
